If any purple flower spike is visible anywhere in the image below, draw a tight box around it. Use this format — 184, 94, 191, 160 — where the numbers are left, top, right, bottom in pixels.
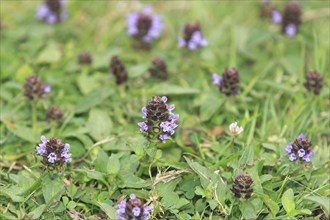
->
36, 0, 68, 24
179, 21, 207, 50
117, 194, 153, 220
285, 134, 314, 163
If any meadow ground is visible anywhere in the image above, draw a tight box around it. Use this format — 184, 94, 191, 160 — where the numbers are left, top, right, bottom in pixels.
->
0, 1, 329, 219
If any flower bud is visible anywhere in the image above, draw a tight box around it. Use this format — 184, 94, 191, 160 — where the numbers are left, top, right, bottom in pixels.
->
138, 96, 179, 143
149, 57, 168, 80
231, 173, 253, 199
46, 106, 63, 121
78, 51, 92, 65
304, 70, 323, 95
229, 122, 243, 137
110, 56, 128, 85
116, 194, 152, 220
23, 75, 50, 100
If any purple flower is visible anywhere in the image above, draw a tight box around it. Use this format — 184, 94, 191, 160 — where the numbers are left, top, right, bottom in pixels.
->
36, 0, 68, 24
138, 96, 178, 143
212, 73, 221, 86
178, 21, 207, 50
36, 144, 47, 156
47, 152, 57, 163
285, 23, 297, 37
289, 153, 297, 161
138, 122, 148, 132
272, 10, 282, 24
44, 85, 51, 93
127, 5, 163, 45
117, 194, 152, 220
285, 134, 314, 163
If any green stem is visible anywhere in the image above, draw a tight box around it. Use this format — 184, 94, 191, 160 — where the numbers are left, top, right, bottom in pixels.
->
231, 137, 235, 154
50, 120, 56, 137
31, 101, 38, 138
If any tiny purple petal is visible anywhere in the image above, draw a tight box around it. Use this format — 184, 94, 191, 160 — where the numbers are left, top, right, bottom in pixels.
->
161, 96, 167, 103
285, 24, 297, 37
142, 107, 147, 115
44, 85, 51, 93
130, 194, 137, 200
298, 149, 305, 157
47, 152, 57, 163
138, 122, 148, 132
212, 73, 221, 86
143, 5, 153, 14
132, 206, 141, 216
168, 104, 175, 111
285, 145, 292, 153
41, 135, 47, 143
36, 144, 47, 156
298, 133, 305, 139
118, 201, 126, 209
170, 114, 179, 121
159, 134, 169, 143
272, 10, 282, 24
289, 153, 297, 161
178, 37, 186, 47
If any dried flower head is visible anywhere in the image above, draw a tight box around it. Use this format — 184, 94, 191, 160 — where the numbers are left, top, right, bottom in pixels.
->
116, 194, 152, 220
229, 122, 243, 137
110, 56, 128, 85
127, 5, 163, 49
23, 75, 51, 100
212, 68, 240, 96
285, 134, 314, 162
138, 96, 179, 143
281, 0, 301, 37
149, 57, 168, 80
303, 70, 323, 95
36, 136, 71, 170
46, 106, 63, 121
36, 0, 68, 24
178, 21, 207, 50
78, 51, 92, 65
231, 173, 253, 199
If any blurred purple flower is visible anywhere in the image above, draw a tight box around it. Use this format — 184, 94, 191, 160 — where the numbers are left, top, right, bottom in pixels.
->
285, 23, 297, 37
178, 21, 207, 50
272, 10, 282, 24
37, 0, 68, 24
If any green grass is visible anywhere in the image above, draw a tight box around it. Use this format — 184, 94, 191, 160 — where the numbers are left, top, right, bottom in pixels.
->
1, 1, 329, 219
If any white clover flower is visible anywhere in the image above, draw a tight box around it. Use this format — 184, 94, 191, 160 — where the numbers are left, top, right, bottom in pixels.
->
229, 122, 243, 137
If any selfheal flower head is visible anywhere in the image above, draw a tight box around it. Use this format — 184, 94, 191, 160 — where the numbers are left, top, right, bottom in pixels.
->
213, 68, 240, 96
285, 134, 314, 162
231, 173, 253, 199
36, 0, 68, 24
304, 70, 323, 95
110, 56, 128, 85
281, 0, 301, 36
46, 106, 63, 121
229, 122, 243, 137
78, 51, 92, 65
127, 5, 163, 49
178, 21, 207, 50
23, 75, 50, 100
149, 57, 168, 80
138, 96, 179, 143
36, 136, 72, 169
116, 194, 153, 220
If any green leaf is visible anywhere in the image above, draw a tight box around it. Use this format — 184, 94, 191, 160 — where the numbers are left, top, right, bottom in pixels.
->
87, 108, 112, 140
151, 84, 199, 95
156, 177, 181, 197
15, 64, 33, 82
128, 63, 149, 78
97, 202, 117, 219
304, 196, 330, 215
28, 204, 47, 219
260, 193, 279, 216
282, 188, 295, 216
199, 91, 224, 122
107, 154, 120, 175
36, 42, 61, 64
42, 176, 65, 204
184, 156, 212, 189
119, 174, 151, 188
3, 122, 36, 143
77, 74, 100, 95
66, 201, 77, 209
75, 88, 113, 114
239, 144, 254, 166
94, 149, 109, 174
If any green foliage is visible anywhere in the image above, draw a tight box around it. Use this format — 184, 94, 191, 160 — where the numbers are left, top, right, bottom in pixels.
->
1, 1, 329, 220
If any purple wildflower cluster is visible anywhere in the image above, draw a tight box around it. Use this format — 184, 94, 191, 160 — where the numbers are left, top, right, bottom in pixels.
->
127, 5, 164, 45
37, 0, 68, 24
36, 136, 72, 166
212, 68, 240, 96
138, 96, 179, 143
285, 134, 314, 162
178, 21, 207, 50
116, 194, 152, 220
23, 75, 51, 100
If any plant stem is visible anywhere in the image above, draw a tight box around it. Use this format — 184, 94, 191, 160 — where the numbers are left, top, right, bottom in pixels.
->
31, 101, 38, 138
50, 120, 56, 137
231, 137, 235, 154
